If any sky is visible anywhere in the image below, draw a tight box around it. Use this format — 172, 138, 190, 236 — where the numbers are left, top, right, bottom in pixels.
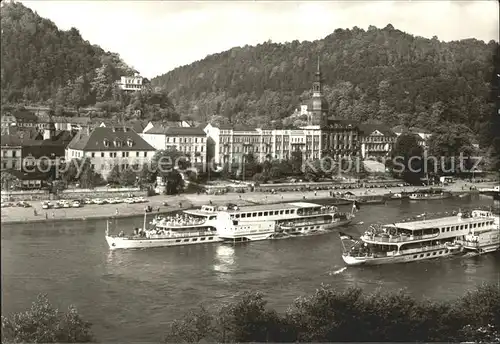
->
20, 0, 500, 79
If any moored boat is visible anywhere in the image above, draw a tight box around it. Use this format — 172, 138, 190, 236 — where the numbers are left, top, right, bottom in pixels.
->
105, 212, 223, 250
409, 188, 452, 200
340, 209, 498, 266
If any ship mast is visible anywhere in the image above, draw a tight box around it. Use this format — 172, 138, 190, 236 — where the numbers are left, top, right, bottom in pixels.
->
143, 212, 147, 231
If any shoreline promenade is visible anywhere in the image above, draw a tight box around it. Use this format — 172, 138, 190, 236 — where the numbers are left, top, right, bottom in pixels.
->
1, 180, 497, 225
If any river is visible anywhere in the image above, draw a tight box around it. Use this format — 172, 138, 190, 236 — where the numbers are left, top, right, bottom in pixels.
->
2, 195, 499, 342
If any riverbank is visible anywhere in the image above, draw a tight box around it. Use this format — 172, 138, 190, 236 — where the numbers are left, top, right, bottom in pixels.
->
1, 180, 497, 225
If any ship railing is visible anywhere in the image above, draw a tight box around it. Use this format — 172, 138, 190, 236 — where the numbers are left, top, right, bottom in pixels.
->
399, 243, 449, 255
147, 230, 215, 239
297, 208, 338, 216
361, 232, 438, 243
156, 219, 207, 227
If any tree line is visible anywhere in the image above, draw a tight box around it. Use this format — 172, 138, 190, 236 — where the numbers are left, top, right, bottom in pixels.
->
3, 283, 499, 343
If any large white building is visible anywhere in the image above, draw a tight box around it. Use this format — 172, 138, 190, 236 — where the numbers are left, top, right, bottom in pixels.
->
140, 124, 207, 165
66, 126, 156, 179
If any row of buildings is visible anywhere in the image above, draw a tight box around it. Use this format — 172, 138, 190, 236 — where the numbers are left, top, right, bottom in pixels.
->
1, 61, 432, 184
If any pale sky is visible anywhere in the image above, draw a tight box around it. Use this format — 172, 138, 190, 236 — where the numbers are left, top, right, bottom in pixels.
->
20, 0, 500, 79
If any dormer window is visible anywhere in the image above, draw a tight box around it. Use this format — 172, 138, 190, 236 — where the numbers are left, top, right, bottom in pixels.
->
103, 139, 110, 147
127, 139, 134, 147
114, 140, 121, 147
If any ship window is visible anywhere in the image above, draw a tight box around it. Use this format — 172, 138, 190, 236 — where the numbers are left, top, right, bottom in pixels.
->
258, 212, 263, 216
420, 254, 424, 257
201, 237, 206, 241
285, 210, 289, 214
439, 251, 442, 254
441, 228, 444, 232
252, 213, 256, 217
426, 253, 430, 256
413, 255, 417, 259
433, 252, 436, 255
445, 250, 448, 254
241, 214, 246, 218
208, 237, 213, 240
209, 216, 216, 220
193, 238, 198, 241
176, 240, 181, 242
235, 214, 240, 218
280, 210, 284, 214
183, 239, 189, 242
460, 225, 463, 229
264, 212, 268, 216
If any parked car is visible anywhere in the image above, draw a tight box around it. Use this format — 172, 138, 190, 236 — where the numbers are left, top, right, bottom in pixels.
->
17, 201, 31, 208
72, 200, 81, 208
42, 201, 51, 209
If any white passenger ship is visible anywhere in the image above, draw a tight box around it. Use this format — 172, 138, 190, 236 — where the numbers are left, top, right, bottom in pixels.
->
105, 212, 223, 249
190, 202, 355, 242
341, 209, 498, 266
455, 210, 500, 254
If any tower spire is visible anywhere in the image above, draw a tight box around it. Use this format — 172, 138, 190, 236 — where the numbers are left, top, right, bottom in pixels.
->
317, 56, 320, 74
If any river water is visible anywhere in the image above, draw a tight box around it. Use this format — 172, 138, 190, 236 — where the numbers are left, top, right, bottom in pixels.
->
2, 195, 499, 342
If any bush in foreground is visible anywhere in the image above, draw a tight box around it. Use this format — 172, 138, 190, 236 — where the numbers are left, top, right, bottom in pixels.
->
164, 283, 500, 343
1, 294, 95, 343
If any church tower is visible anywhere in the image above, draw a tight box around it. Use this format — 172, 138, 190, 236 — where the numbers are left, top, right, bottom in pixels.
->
308, 57, 329, 126
43, 115, 56, 140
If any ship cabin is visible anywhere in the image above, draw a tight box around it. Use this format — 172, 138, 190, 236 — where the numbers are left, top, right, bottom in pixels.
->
187, 202, 336, 222
362, 212, 497, 245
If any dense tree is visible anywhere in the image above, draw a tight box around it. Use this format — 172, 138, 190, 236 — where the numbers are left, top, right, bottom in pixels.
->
388, 133, 424, 184
1, 294, 95, 343
0, 2, 176, 122
163, 283, 500, 343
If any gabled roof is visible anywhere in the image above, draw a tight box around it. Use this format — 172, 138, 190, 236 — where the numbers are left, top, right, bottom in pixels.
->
392, 125, 431, 134
359, 124, 397, 137
67, 127, 156, 151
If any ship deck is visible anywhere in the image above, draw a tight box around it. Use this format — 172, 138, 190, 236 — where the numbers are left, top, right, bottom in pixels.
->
388, 215, 495, 231
184, 202, 322, 216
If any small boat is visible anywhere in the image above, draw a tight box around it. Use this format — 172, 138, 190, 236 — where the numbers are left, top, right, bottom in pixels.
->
409, 188, 452, 200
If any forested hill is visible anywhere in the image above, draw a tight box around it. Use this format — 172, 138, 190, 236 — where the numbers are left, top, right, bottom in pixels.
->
0, 1, 137, 106
152, 24, 497, 139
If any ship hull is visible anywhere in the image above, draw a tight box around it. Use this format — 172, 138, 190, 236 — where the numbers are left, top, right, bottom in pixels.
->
105, 235, 222, 250
342, 246, 463, 266
219, 231, 276, 243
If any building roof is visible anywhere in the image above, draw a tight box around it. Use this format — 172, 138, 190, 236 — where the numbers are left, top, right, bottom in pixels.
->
67, 127, 156, 151
392, 125, 431, 134
1, 134, 25, 147
358, 124, 397, 137
184, 201, 324, 216
130, 120, 149, 133
144, 125, 206, 136
12, 110, 38, 122
3, 169, 52, 181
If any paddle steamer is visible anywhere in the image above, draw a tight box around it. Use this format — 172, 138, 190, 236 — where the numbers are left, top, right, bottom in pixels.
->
341, 209, 498, 265
455, 210, 500, 254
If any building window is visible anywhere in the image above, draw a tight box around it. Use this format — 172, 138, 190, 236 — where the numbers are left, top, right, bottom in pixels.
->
103, 139, 109, 147
144, 152, 147, 157
91, 152, 95, 158
12, 151, 16, 157
101, 152, 104, 157
136, 152, 139, 157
